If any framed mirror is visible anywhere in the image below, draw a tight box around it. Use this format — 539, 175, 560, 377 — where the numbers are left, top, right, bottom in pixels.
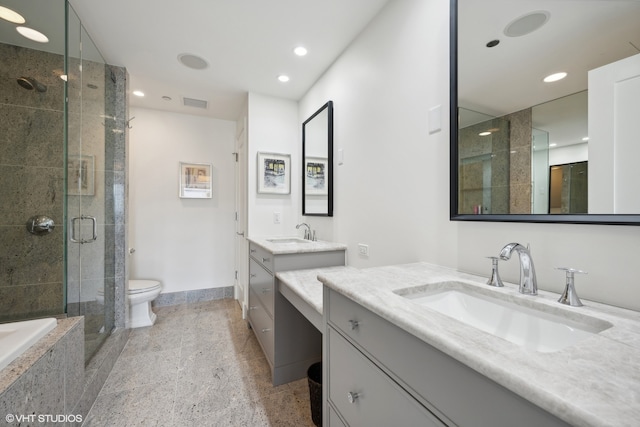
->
450, 0, 640, 225
302, 101, 333, 216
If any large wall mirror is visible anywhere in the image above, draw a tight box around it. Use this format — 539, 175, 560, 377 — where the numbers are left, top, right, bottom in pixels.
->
450, 0, 640, 225
302, 101, 333, 216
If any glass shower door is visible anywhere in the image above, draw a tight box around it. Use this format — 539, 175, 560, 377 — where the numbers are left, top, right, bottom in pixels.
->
66, 5, 113, 362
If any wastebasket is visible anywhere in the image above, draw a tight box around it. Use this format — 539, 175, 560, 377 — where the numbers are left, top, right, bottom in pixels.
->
307, 362, 322, 427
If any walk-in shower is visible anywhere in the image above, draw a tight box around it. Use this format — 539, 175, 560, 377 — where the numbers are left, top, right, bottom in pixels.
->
0, 0, 126, 363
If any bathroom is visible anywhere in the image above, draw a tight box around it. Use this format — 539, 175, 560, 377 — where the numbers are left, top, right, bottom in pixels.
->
1, 0, 639, 425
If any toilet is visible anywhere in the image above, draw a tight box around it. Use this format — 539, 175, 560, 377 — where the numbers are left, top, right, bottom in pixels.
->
127, 280, 162, 328
96, 280, 162, 328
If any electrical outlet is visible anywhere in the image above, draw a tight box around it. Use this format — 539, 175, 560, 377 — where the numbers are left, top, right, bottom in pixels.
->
358, 243, 369, 257
274, 212, 282, 224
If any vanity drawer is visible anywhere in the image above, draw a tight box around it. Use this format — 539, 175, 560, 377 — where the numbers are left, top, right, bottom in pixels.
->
328, 403, 347, 427
249, 243, 274, 273
248, 289, 274, 363
249, 258, 274, 318
326, 288, 570, 427
327, 327, 445, 427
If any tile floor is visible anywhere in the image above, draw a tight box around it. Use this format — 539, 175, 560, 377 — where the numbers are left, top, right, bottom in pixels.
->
84, 299, 316, 426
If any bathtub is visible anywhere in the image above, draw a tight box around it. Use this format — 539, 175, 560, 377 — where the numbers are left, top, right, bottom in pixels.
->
0, 318, 57, 371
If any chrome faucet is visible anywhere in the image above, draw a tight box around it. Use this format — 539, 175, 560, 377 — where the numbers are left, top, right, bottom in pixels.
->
296, 222, 312, 240
499, 243, 537, 295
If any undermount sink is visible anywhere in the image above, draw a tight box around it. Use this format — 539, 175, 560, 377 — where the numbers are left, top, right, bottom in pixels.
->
395, 282, 612, 353
266, 237, 310, 244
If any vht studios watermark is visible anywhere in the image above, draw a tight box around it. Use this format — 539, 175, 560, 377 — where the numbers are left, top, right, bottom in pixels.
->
5, 414, 83, 424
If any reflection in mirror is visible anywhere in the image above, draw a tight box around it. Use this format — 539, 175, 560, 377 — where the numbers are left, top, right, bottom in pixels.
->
458, 91, 587, 215
302, 101, 333, 216
451, 0, 640, 224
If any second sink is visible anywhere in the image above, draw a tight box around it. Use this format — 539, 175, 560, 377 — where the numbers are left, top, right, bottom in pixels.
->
266, 237, 311, 244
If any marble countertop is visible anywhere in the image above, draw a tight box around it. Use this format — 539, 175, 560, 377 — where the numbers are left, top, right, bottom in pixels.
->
248, 236, 347, 255
318, 262, 640, 427
276, 266, 357, 315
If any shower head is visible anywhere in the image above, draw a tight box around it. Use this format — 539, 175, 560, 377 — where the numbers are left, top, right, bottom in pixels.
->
17, 76, 47, 93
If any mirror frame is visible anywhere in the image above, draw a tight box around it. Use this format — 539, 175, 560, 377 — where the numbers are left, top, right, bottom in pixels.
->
449, 0, 640, 226
302, 100, 334, 217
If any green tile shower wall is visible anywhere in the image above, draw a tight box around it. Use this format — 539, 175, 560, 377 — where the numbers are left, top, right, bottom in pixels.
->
0, 43, 65, 321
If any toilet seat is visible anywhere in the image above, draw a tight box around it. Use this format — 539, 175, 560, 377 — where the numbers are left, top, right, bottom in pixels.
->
96, 279, 161, 297
129, 280, 161, 295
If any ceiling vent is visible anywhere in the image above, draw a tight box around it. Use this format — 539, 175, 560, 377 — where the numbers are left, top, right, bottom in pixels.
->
182, 97, 208, 109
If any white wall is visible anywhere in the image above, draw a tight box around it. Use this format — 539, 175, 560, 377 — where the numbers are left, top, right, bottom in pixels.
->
296, 0, 640, 311
549, 143, 588, 165
247, 92, 300, 237
129, 107, 236, 294
299, 0, 456, 268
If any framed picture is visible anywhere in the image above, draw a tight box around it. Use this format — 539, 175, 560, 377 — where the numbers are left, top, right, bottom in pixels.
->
68, 155, 95, 196
304, 157, 328, 195
179, 162, 212, 198
257, 152, 291, 194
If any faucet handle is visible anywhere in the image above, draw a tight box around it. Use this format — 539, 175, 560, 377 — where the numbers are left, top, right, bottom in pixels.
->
555, 267, 587, 307
486, 256, 504, 287
556, 267, 587, 275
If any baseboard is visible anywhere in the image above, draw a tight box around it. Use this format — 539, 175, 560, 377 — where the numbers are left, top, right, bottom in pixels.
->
152, 286, 234, 307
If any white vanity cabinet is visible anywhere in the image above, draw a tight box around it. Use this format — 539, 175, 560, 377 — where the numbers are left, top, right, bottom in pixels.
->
248, 240, 345, 385
324, 287, 571, 427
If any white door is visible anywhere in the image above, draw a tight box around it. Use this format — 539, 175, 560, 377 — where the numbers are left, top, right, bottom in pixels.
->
588, 53, 640, 213
234, 118, 249, 317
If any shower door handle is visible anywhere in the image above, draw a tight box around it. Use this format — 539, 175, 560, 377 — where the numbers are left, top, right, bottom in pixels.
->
70, 215, 98, 244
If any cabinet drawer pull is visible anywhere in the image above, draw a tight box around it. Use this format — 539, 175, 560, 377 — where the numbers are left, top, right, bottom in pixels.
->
261, 288, 271, 294
250, 249, 257, 253
348, 319, 359, 330
261, 328, 271, 333
262, 257, 271, 263
347, 391, 360, 404
249, 306, 258, 311
250, 273, 257, 278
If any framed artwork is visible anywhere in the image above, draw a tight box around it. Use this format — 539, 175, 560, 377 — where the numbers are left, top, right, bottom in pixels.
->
257, 152, 291, 194
179, 162, 212, 198
305, 157, 328, 195
68, 155, 95, 196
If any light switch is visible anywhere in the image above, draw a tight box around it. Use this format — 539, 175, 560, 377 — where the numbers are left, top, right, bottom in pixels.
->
274, 212, 281, 224
428, 105, 442, 134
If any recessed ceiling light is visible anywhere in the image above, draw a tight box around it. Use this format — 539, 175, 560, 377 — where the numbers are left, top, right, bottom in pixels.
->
543, 72, 567, 83
486, 40, 500, 48
162, 96, 172, 101
0, 6, 25, 24
582, 136, 589, 142
549, 143, 558, 147
294, 46, 308, 56
178, 53, 208, 70
16, 26, 49, 43
132, 90, 145, 97
479, 131, 492, 136
278, 75, 290, 83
